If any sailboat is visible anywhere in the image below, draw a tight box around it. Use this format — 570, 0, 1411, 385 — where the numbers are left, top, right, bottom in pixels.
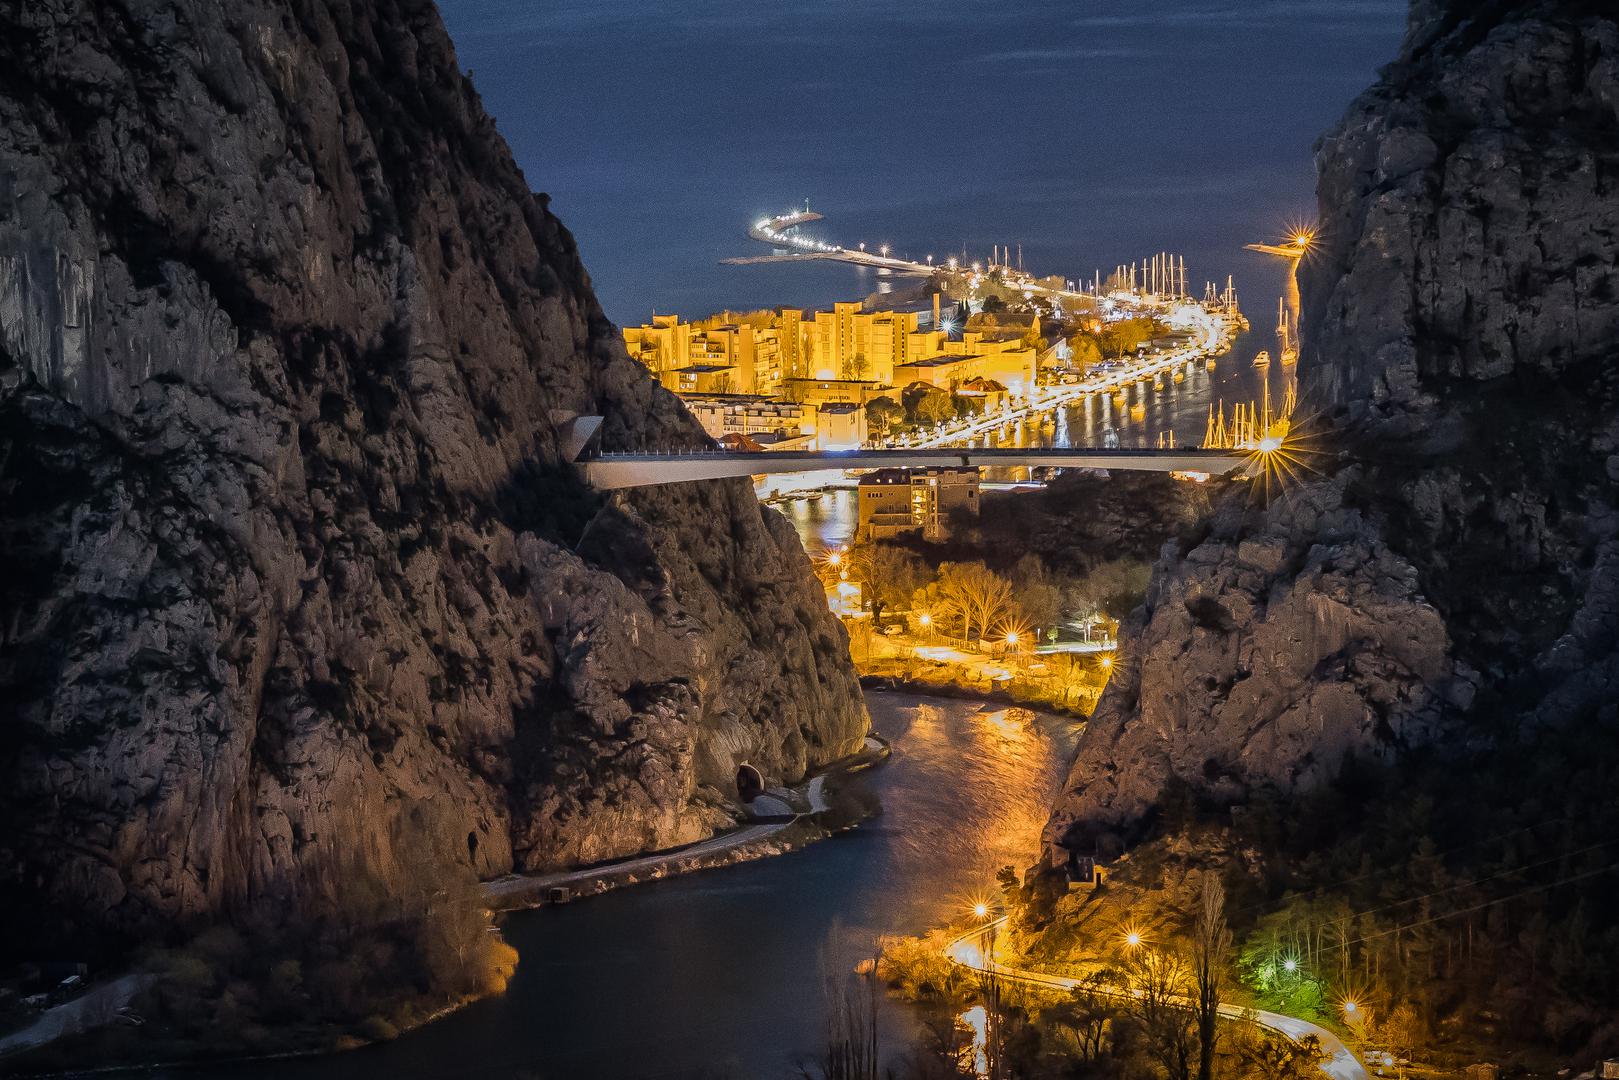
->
1278, 296, 1299, 366
1252, 349, 1271, 369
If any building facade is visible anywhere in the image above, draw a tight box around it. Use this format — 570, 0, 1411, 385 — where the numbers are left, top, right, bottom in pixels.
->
856, 466, 980, 541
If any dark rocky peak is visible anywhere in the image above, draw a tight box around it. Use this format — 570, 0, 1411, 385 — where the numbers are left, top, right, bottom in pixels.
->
0, 0, 865, 969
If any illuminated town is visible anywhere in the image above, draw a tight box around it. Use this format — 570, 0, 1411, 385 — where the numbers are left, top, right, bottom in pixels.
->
2, 3, 1615, 1080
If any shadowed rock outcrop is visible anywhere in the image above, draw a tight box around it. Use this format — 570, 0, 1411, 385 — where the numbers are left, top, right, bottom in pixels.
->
1046, 0, 1619, 860
0, 0, 865, 960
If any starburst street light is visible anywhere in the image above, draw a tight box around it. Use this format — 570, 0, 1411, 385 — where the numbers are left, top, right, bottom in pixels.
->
973, 902, 989, 919
880, 244, 889, 258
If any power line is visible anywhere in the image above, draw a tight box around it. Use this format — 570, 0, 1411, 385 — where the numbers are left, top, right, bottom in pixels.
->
1228, 811, 1583, 919
1329, 835, 1619, 927
1317, 859, 1619, 956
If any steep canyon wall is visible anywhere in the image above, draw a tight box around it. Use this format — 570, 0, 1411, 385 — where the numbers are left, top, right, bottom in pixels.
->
1046, 0, 1619, 859
0, 0, 866, 957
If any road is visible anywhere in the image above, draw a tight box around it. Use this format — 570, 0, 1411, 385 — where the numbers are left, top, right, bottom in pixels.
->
888, 300, 1234, 452
483, 738, 881, 909
944, 919, 1368, 1080
0, 974, 153, 1059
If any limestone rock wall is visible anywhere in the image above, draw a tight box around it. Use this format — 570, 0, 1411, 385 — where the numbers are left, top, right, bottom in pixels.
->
0, 0, 865, 957
1045, 0, 1619, 860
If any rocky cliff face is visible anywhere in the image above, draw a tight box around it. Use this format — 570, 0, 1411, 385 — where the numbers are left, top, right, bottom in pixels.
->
0, 0, 865, 959
1046, 0, 1619, 859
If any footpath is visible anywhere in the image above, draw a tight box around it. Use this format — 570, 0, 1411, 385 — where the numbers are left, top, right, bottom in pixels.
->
483, 735, 888, 911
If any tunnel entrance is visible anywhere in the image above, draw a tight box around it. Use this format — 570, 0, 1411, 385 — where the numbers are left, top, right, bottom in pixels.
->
736, 763, 764, 803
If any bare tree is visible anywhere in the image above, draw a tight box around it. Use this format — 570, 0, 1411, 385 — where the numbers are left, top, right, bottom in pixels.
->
1124, 947, 1197, 1080
934, 562, 1015, 642
1195, 873, 1233, 1080
800, 934, 881, 1080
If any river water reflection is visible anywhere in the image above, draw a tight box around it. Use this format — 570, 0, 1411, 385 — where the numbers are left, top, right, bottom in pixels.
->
169, 693, 1077, 1080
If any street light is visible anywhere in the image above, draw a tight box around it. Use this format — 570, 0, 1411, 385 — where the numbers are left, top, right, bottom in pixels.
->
1100, 655, 1113, 670
918, 612, 932, 629
973, 902, 989, 919
1005, 630, 1019, 648
1283, 958, 1298, 973
880, 244, 890, 258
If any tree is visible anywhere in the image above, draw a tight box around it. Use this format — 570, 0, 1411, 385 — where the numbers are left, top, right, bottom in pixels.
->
841, 351, 870, 381
1068, 333, 1104, 372
1123, 947, 1197, 1080
933, 562, 1015, 643
1194, 873, 1233, 1080
1234, 1031, 1327, 1080
1045, 972, 1121, 1067
1010, 554, 1064, 633
865, 395, 904, 436
980, 294, 1005, 313
854, 542, 931, 625
801, 939, 880, 1080
912, 387, 954, 425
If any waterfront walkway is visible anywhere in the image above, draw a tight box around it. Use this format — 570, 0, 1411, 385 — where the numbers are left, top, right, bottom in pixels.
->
945, 921, 1368, 1080
483, 736, 885, 910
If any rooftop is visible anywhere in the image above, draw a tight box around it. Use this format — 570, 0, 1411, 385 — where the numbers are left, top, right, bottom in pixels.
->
858, 466, 979, 486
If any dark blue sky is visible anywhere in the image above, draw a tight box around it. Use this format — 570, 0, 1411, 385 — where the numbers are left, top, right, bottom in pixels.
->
437, 0, 1408, 323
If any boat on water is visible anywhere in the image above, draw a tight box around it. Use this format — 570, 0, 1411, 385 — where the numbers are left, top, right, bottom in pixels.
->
1253, 349, 1272, 368
1110, 391, 1127, 407
1277, 297, 1299, 365
1205, 358, 1217, 371
1152, 375, 1165, 391
1173, 369, 1185, 384
804, 491, 824, 503
1129, 402, 1146, 421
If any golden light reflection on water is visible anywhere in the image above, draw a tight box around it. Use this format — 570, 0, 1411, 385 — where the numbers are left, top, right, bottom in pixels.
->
866, 696, 1078, 930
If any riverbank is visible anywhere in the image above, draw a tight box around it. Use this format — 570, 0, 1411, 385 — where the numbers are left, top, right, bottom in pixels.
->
2, 737, 892, 1077
483, 733, 891, 911
51, 693, 1071, 1080
860, 673, 1091, 719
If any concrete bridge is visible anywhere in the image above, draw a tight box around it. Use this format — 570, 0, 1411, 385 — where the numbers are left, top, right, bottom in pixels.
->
575, 443, 1248, 490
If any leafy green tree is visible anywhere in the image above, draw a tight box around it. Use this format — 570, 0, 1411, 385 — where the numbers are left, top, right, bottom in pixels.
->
911, 387, 954, 425
865, 395, 904, 435
1068, 333, 1104, 371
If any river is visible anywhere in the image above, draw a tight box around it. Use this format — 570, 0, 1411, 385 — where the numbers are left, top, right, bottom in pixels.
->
164, 693, 1077, 1080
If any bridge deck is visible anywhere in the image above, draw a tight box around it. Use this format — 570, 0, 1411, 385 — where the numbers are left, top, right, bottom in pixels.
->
581, 447, 1248, 490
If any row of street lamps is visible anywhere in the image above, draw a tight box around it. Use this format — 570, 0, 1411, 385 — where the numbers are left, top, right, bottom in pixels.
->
965, 898, 1363, 1027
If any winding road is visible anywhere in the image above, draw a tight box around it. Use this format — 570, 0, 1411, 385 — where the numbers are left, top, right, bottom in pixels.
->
944, 919, 1368, 1080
